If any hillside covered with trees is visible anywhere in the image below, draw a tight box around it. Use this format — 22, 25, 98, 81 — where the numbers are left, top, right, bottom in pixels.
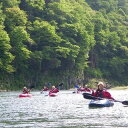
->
0, 0, 128, 90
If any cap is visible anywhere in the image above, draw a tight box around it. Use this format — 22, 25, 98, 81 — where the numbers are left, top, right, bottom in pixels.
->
97, 82, 104, 86
52, 85, 55, 88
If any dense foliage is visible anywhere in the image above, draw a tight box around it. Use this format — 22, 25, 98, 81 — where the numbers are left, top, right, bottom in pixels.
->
0, 0, 128, 89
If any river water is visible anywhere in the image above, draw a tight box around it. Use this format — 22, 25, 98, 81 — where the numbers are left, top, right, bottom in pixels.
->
0, 90, 128, 128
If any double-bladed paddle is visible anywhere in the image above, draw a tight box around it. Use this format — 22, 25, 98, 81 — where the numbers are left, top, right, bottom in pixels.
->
27, 85, 35, 93
82, 92, 128, 105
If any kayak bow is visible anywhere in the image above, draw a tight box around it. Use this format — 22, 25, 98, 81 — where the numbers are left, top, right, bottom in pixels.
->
89, 99, 114, 108
19, 94, 32, 97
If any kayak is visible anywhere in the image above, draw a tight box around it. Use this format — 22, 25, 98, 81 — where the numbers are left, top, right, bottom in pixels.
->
19, 94, 32, 97
49, 93, 57, 97
40, 91, 49, 96
89, 99, 114, 108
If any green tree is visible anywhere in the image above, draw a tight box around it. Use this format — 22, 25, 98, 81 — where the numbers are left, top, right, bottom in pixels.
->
20, 0, 45, 20
4, 7, 32, 72
45, 0, 95, 70
10, 26, 32, 72
0, 26, 14, 72
0, 0, 20, 9
86, 0, 118, 13
5, 7, 27, 31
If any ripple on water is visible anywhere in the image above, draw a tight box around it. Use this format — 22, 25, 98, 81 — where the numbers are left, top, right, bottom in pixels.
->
0, 90, 128, 128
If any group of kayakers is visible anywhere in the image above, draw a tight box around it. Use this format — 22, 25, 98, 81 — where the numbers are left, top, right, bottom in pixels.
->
22, 85, 59, 96
21, 81, 114, 100
41, 85, 59, 95
74, 81, 114, 100
75, 84, 92, 93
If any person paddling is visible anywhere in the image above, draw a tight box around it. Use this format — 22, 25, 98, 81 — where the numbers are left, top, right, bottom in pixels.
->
49, 85, 59, 94
92, 82, 115, 100
77, 85, 85, 92
22, 87, 30, 94
84, 85, 92, 93
41, 86, 49, 95
41, 86, 49, 91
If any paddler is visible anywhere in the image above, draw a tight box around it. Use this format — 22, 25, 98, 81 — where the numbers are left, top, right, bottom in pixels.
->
41, 86, 49, 91
92, 82, 115, 100
22, 86, 30, 94
49, 85, 59, 94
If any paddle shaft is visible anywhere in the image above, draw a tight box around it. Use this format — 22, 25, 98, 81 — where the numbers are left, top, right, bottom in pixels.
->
83, 92, 128, 105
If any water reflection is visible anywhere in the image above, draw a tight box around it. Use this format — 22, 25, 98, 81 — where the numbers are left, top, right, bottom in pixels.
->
0, 90, 128, 128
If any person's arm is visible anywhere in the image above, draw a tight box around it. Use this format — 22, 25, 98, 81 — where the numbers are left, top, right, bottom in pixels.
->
49, 89, 53, 94
104, 91, 115, 100
91, 90, 97, 96
28, 89, 31, 93
22, 89, 24, 91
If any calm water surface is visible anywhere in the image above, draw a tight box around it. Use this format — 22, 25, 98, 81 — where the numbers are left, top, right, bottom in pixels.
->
0, 90, 128, 128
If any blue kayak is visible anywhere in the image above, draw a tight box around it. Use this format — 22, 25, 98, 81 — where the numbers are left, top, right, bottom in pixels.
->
89, 99, 114, 108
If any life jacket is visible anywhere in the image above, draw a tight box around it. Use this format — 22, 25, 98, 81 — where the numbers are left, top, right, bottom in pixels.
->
84, 88, 92, 92
93, 89, 114, 100
23, 89, 29, 94
94, 89, 104, 98
42, 87, 49, 91
78, 87, 85, 92
49, 88, 59, 94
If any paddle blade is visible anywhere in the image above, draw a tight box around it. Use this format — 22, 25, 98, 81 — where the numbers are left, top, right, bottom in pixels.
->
122, 101, 128, 105
82, 93, 95, 100
74, 85, 79, 88
58, 83, 63, 86
28, 85, 35, 89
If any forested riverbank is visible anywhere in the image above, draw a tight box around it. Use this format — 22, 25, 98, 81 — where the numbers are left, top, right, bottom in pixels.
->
0, 0, 128, 90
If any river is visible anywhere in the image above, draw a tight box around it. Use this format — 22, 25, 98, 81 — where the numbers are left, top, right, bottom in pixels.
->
0, 90, 128, 128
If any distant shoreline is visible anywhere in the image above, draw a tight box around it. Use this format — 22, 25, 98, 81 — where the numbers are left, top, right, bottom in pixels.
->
0, 86, 128, 92
0, 90, 8, 92
111, 86, 128, 90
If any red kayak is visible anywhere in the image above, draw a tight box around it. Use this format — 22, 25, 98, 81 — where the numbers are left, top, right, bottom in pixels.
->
49, 93, 57, 97
19, 94, 32, 97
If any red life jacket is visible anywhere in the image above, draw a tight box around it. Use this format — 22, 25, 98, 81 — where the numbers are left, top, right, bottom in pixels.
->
78, 87, 92, 92
22, 89, 29, 94
49, 88, 59, 94
84, 88, 92, 92
42, 87, 49, 91
78, 88, 85, 91
92, 89, 114, 100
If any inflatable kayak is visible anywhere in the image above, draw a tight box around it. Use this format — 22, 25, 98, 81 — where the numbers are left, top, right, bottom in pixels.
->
19, 94, 32, 97
49, 93, 57, 97
89, 99, 114, 108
